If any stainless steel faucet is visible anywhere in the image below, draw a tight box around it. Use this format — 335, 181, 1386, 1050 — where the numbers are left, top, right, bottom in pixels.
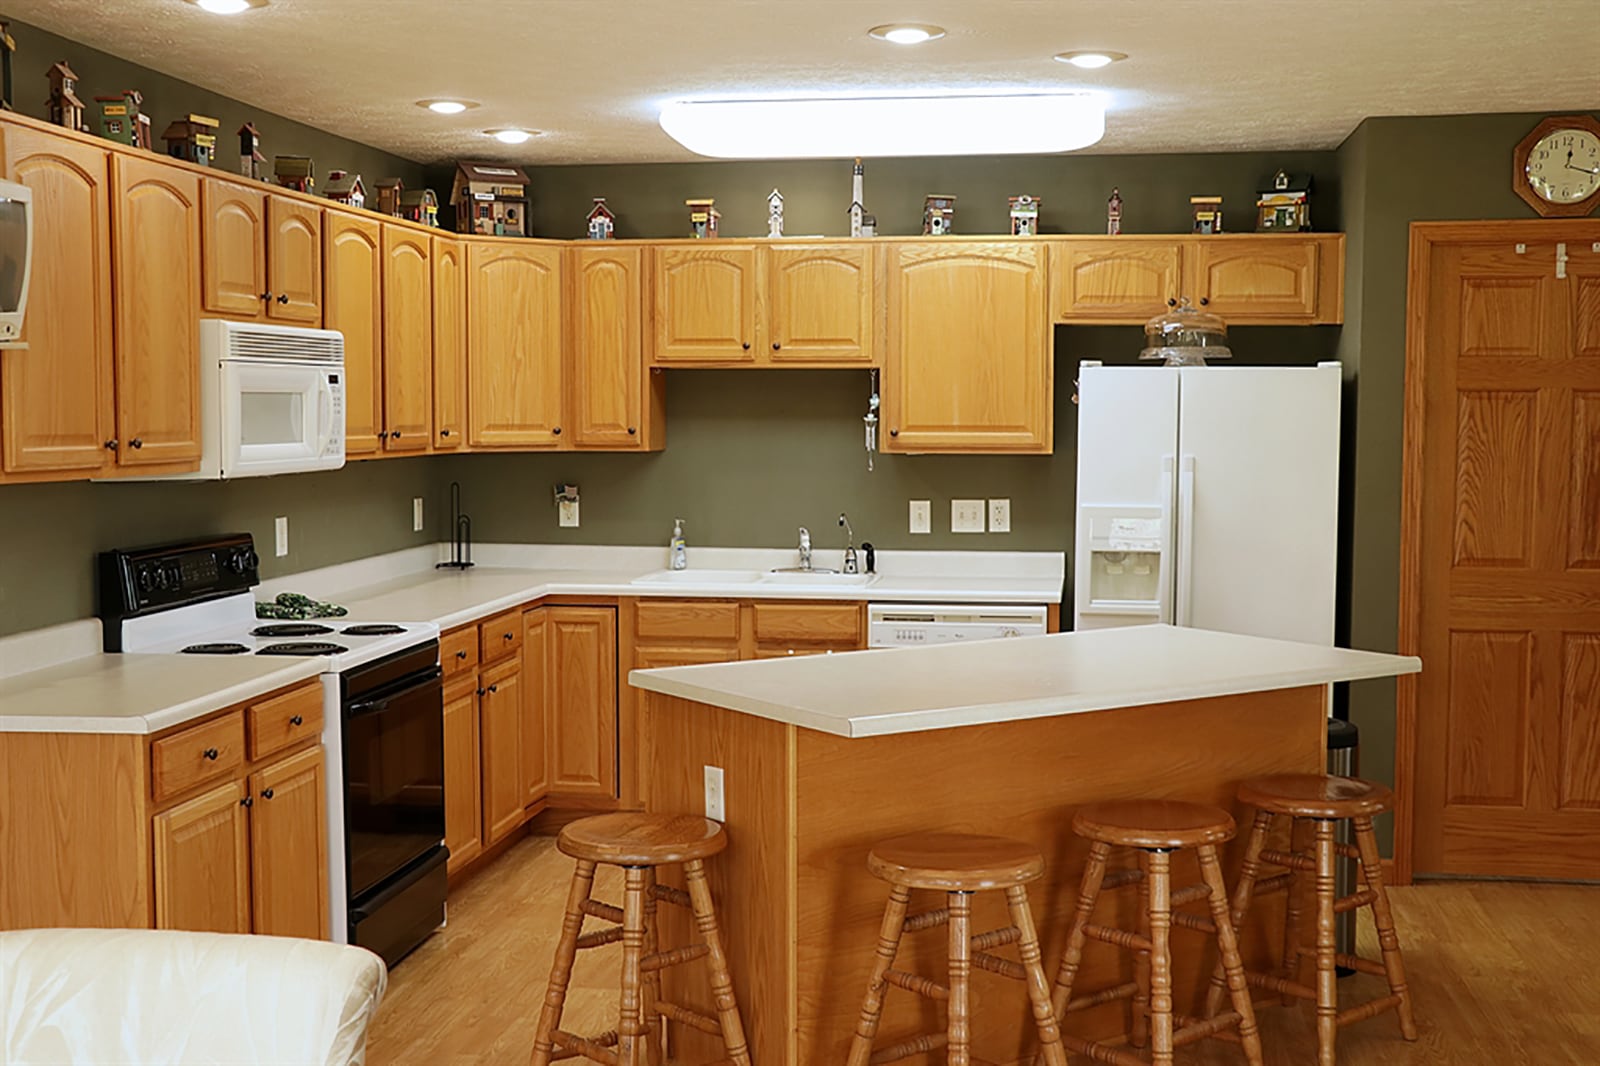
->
839, 513, 859, 574
797, 527, 812, 571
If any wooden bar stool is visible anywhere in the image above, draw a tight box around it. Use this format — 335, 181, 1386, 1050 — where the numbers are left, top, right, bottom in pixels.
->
1205, 774, 1417, 1066
529, 812, 752, 1066
845, 832, 1069, 1066
1048, 800, 1264, 1066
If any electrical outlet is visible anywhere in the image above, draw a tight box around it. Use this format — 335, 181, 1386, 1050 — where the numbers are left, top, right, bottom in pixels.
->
274, 516, 289, 557
988, 498, 1011, 533
558, 499, 580, 527
951, 499, 985, 534
703, 765, 726, 822
909, 499, 931, 534
412, 497, 425, 532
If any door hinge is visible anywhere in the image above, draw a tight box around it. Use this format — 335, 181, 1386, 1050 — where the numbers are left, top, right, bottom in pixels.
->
1556, 242, 1568, 280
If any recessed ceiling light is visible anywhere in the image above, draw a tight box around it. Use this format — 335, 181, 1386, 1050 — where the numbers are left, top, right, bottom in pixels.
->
659, 92, 1104, 159
417, 99, 479, 114
868, 23, 946, 45
190, 0, 266, 13
1054, 50, 1128, 69
485, 128, 539, 145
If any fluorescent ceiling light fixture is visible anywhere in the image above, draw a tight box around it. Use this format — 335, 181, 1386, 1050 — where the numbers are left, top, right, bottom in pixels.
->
868, 23, 946, 44
189, 0, 265, 13
659, 92, 1105, 159
485, 128, 538, 145
418, 99, 479, 115
1054, 50, 1127, 69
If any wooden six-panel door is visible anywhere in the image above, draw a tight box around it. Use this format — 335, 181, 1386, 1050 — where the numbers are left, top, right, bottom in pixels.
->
324, 211, 384, 457
381, 225, 432, 451
1406, 227, 1600, 880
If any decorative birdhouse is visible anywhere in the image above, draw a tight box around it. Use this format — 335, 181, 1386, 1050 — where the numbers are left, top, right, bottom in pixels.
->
767, 188, 784, 238
586, 197, 616, 240
860, 213, 877, 239
324, 170, 366, 209
96, 91, 151, 150
1, 23, 19, 112
400, 188, 440, 228
1256, 169, 1312, 232
374, 177, 404, 217
922, 194, 956, 236
238, 123, 265, 180
1190, 195, 1223, 235
161, 114, 220, 167
274, 155, 315, 193
451, 162, 531, 237
849, 158, 865, 237
686, 198, 719, 239
1009, 194, 1041, 237
1107, 187, 1124, 236
46, 61, 85, 132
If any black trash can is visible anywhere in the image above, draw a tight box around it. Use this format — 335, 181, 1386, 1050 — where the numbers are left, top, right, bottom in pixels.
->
1327, 718, 1360, 972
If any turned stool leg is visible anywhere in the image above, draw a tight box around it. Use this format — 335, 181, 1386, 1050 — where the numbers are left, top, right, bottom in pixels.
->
530, 858, 597, 1066
947, 890, 973, 1066
1131, 855, 1152, 1050
1145, 849, 1175, 1066
1353, 816, 1418, 1041
1004, 884, 1068, 1066
640, 867, 662, 1066
1280, 815, 1311, 1005
1205, 808, 1272, 1020
1048, 839, 1110, 1019
1312, 820, 1339, 1066
617, 867, 650, 1066
847, 882, 911, 1066
683, 858, 753, 1066
1198, 844, 1265, 1066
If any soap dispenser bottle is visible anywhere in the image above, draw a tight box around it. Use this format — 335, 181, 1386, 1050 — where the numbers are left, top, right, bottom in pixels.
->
670, 518, 688, 570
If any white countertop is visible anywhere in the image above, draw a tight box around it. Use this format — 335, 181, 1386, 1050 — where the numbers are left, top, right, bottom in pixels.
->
629, 624, 1421, 738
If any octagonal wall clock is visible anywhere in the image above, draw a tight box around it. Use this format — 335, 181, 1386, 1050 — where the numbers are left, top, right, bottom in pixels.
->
1513, 114, 1600, 218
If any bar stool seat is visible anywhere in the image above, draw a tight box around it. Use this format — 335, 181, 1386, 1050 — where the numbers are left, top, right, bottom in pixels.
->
558, 811, 727, 866
1235, 774, 1393, 820
867, 831, 1045, 890
1074, 799, 1238, 849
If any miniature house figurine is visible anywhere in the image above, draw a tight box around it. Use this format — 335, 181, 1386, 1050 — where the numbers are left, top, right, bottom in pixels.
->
923, 194, 956, 236
1107, 187, 1123, 235
374, 177, 404, 217
849, 158, 865, 237
324, 170, 366, 209
46, 61, 85, 132
860, 213, 877, 238
586, 197, 615, 239
400, 188, 440, 227
237, 122, 265, 180
1009, 194, 1041, 237
161, 114, 220, 167
0, 22, 15, 112
96, 91, 151, 150
274, 155, 315, 193
686, 198, 719, 239
1256, 168, 1312, 231
767, 188, 784, 238
451, 162, 531, 237
1190, 195, 1224, 235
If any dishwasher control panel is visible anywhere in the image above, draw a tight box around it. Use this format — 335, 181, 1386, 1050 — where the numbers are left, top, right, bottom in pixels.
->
867, 604, 1050, 648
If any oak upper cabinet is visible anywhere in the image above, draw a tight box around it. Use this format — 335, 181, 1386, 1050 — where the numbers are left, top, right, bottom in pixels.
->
521, 608, 550, 805
200, 179, 267, 318
111, 154, 203, 470
650, 245, 760, 364
442, 678, 482, 875
1051, 238, 1183, 322
547, 607, 618, 799
431, 236, 467, 450
467, 241, 563, 448
247, 745, 328, 940
324, 211, 384, 457
153, 778, 251, 934
766, 242, 875, 364
265, 197, 322, 324
478, 655, 525, 845
884, 241, 1052, 454
0, 125, 116, 478
1186, 236, 1336, 322
380, 225, 432, 451
569, 244, 663, 449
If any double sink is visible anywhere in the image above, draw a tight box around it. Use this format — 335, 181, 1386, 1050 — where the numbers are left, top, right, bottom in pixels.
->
631, 569, 879, 588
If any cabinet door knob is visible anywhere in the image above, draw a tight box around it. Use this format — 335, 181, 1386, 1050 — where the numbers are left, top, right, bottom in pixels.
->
440, 428, 452, 437
260, 788, 274, 800
627, 426, 637, 435
289, 714, 304, 726
742, 342, 751, 350
129, 438, 144, 449
1199, 297, 1210, 306
241, 795, 253, 808
772, 342, 781, 350
277, 294, 290, 304
202, 747, 219, 760
487, 683, 498, 694
476, 687, 486, 696
503, 631, 514, 641
552, 427, 562, 436
455, 649, 468, 659
889, 428, 899, 437
259, 291, 273, 302
104, 439, 119, 450
1168, 297, 1178, 307
390, 430, 402, 439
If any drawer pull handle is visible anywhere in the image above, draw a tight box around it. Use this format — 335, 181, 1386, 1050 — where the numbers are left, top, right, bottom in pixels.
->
260, 788, 275, 800
289, 714, 304, 726
456, 649, 468, 660
241, 795, 253, 808
203, 747, 219, 760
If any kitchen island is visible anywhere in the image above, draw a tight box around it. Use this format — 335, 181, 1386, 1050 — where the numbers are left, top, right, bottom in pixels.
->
629, 624, 1420, 1065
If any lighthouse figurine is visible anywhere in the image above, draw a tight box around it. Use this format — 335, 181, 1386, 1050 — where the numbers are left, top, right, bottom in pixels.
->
848, 158, 865, 237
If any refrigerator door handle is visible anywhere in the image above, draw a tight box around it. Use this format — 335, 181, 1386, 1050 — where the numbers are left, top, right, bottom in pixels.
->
1176, 455, 1197, 627
1159, 456, 1177, 624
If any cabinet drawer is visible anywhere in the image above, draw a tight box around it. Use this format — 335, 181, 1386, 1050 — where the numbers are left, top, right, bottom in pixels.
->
442, 626, 479, 678
478, 610, 523, 662
635, 599, 741, 641
247, 682, 324, 761
152, 711, 246, 803
754, 647, 847, 659
752, 602, 863, 645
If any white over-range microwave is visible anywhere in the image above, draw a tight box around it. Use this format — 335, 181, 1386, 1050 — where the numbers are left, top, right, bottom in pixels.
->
140, 320, 346, 480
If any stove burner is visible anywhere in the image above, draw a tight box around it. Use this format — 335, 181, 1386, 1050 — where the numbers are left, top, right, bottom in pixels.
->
256, 641, 348, 656
341, 624, 406, 636
180, 642, 251, 655
252, 623, 335, 637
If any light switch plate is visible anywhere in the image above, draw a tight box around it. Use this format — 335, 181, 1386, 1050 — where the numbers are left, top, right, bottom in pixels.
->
952, 499, 985, 534
558, 499, 580, 528
412, 497, 425, 532
274, 516, 289, 557
909, 500, 931, 535
704, 765, 726, 822
988, 498, 1011, 533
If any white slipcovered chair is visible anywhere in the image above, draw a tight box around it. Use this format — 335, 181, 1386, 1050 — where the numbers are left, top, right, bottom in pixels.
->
0, 928, 387, 1065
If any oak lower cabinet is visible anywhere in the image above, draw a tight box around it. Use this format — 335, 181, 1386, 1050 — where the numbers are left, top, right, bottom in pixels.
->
324, 210, 384, 457
479, 655, 525, 845
432, 236, 468, 450
545, 607, 619, 799
569, 245, 663, 450
467, 241, 563, 448
247, 745, 329, 939
380, 225, 432, 452
442, 675, 483, 874
883, 241, 1052, 454
152, 778, 252, 933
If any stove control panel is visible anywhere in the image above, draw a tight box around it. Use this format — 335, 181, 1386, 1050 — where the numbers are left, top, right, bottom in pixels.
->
100, 534, 261, 643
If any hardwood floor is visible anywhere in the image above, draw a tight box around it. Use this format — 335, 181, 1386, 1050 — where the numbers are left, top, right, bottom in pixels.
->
365, 834, 1598, 1065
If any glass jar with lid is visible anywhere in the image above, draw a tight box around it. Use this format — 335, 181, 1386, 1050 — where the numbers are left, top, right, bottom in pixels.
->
1140, 297, 1232, 366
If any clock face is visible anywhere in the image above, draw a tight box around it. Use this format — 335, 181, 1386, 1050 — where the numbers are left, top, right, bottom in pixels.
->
1525, 128, 1600, 204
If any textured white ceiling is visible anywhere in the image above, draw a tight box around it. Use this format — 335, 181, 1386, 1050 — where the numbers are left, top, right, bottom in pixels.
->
8, 0, 1600, 164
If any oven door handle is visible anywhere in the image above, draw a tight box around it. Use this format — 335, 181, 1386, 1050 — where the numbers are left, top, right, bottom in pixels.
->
346, 666, 443, 718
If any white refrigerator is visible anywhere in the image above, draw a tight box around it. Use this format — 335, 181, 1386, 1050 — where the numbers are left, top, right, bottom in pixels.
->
1073, 361, 1341, 644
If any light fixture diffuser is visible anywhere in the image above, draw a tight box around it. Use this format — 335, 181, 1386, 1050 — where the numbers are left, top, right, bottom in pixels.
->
658, 92, 1104, 159
485, 128, 538, 145
190, 0, 266, 12
1054, 50, 1128, 69
418, 99, 479, 115
868, 23, 946, 44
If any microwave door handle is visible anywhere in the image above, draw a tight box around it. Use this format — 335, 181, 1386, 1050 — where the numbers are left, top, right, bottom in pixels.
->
316, 375, 334, 453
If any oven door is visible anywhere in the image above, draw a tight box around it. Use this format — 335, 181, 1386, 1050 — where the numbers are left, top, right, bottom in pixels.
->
219, 359, 344, 478
343, 666, 445, 901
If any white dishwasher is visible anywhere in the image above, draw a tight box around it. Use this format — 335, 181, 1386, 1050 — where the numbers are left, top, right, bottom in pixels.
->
867, 603, 1051, 647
